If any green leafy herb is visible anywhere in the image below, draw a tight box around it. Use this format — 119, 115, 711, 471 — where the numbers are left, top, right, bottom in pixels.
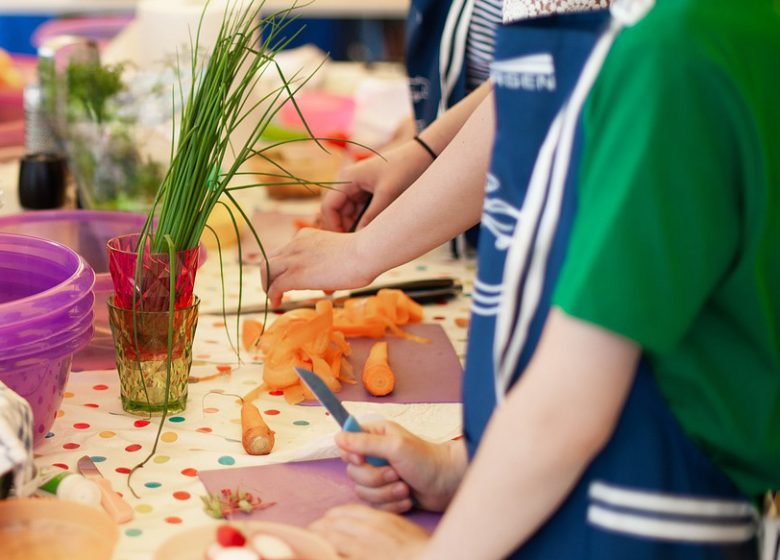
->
66, 60, 125, 124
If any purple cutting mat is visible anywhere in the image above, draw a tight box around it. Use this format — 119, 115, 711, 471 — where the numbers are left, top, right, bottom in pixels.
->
300, 323, 463, 405
199, 458, 441, 532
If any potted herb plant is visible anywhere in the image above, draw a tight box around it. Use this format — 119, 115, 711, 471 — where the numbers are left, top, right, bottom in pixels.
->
64, 59, 168, 212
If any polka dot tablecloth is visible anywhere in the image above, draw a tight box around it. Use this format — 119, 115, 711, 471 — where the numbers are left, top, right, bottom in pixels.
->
34, 202, 476, 560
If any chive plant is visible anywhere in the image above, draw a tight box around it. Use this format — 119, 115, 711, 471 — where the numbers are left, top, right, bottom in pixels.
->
125, 0, 337, 495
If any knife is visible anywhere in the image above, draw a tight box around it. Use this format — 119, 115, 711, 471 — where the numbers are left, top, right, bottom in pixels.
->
205, 277, 463, 316
77, 455, 134, 523
295, 367, 388, 467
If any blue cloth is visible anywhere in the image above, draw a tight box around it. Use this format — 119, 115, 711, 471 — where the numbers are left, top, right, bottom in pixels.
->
464, 11, 609, 452
0, 15, 50, 55
405, 0, 469, 131
462, 11, 758, 558
406, 0, 482, 254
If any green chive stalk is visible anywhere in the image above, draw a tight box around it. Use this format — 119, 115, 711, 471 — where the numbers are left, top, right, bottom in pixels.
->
126, 0, 329, 495
138, 0, 322, 255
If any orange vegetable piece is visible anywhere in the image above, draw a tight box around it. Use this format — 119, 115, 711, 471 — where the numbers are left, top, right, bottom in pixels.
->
258, 289, 425, 396
331, 321, 387, 339
362, 341, 395, 397
282, 384, 307, 405
242, 401, 275, 455
241, 319, 264, 351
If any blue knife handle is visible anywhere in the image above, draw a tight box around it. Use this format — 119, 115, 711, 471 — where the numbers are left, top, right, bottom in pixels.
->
343, 415, 389, 467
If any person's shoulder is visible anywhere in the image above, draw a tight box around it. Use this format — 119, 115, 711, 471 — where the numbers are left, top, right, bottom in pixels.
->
615, 0, 779, 63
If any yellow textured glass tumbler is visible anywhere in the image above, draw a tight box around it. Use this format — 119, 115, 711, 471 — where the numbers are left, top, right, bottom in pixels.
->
107, 296, 199, 415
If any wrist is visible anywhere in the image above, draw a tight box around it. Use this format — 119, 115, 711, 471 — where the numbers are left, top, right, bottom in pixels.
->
413, 136, 437, 161
352, 228, 382, 286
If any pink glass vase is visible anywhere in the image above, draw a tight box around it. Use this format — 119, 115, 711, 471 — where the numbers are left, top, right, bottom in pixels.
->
107, 233, 199, 312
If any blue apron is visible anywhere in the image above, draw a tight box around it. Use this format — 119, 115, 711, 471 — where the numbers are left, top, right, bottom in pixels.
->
406, 0, 480, 254
462, 10, 759, 559
405, 0, 470, 131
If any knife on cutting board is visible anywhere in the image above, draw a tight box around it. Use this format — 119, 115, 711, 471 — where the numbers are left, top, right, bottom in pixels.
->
295, 367, 388, 467
205, 277, 463, 315
77, 455, 134, 523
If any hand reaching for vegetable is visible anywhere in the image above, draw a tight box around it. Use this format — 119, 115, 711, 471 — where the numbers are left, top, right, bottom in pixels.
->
310, 504, 429, 560
335, 420, 467, 514
321, 139, 434, 233
262, 228, 379, 308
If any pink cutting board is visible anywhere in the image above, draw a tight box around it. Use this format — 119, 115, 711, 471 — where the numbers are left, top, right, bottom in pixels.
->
301, 323, 463, 405
199, 458, 441, 532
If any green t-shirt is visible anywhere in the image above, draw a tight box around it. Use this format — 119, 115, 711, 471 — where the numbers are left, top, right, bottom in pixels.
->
553, 0, 780, 499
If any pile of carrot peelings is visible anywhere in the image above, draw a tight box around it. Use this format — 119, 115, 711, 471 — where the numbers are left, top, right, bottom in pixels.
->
248, 289, 428, 404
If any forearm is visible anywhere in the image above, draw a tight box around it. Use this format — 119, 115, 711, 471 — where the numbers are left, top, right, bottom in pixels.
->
356, 90, 495, 273
423, 311, 638, 559
418, 81, 493, 156
424, 390, 597, 558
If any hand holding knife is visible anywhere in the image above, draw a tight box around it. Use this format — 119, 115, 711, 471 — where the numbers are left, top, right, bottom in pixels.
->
295, 367, 388, 467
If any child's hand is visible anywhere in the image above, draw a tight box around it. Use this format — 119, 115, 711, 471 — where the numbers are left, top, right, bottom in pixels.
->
321, 139, 434, 233
261, 228, 378, 307
310, 504, 429, 560
335, 420, 466, 513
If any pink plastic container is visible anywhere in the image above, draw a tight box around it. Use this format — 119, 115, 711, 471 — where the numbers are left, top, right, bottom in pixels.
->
0, 54, 36, 148
278, 90, 355, 137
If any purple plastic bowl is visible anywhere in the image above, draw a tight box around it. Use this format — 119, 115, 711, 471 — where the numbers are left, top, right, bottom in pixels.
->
0, 210, 148, 276
0, 322, 94, 446
0, 209, 207, 276
0, 234, 95, 335
2, 297, 95, 360
0, 211, 206, 345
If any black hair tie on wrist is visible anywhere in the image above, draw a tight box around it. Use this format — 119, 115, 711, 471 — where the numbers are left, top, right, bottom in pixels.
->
413, 136, 437, 160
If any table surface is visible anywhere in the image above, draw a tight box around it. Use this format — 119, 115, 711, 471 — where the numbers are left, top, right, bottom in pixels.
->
0, 0, 411, 18
0, 158, 475, 558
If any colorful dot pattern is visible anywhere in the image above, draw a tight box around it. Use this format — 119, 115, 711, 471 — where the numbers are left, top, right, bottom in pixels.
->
32, 222, 469, 559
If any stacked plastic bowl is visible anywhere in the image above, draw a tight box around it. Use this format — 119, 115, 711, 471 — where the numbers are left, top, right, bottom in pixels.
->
0, 233, 95, 445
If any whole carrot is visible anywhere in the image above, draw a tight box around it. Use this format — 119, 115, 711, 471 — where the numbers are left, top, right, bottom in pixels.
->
362, 341, 395, 397
241, 401, 275, 455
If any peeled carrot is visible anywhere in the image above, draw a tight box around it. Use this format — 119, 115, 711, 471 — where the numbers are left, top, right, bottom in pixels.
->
258, 289, 424, 397
362, 341, 395, 397
241, 401, 275, 456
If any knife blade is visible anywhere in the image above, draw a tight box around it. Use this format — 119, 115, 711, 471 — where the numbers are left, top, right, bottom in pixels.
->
295, 367, 388, 467
204, 277, 463, 316
77, 455, 134, 523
